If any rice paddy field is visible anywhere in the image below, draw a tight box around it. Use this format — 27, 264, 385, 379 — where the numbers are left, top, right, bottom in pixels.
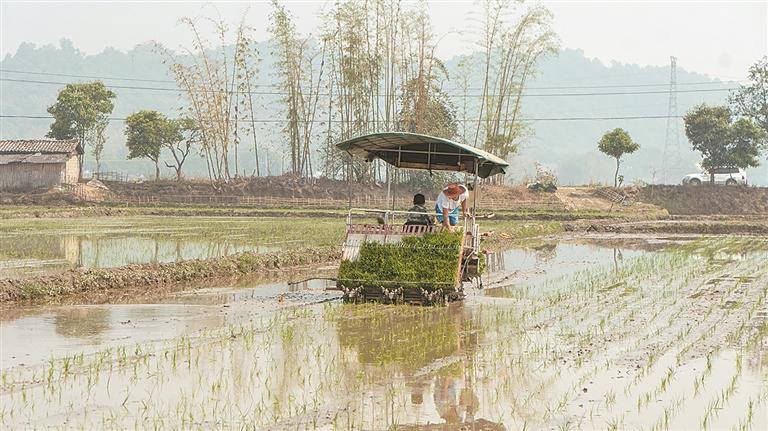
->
0, 216, 766, 430
0, 216, 559, 278
0, 217, 345, 277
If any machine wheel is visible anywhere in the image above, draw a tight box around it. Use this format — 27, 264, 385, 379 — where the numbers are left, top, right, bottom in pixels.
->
725, 179, 737, 186
688, 178, 701, 186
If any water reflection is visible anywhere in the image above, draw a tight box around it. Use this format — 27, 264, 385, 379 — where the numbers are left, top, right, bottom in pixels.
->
433, 375, 479, 424
335, 304, 475, 369
0, 235, 281, 276
613, 247, 624, 272
331, 304, 506, 429
54, 307, 110, 339
530, 241, 557, 263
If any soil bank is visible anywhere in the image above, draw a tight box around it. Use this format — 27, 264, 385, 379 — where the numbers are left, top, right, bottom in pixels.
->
638, 185, 768, 215
0, 246, 340, 304
565, 217, 768, 235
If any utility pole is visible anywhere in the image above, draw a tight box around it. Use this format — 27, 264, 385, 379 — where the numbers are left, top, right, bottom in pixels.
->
662, 56, 681, 184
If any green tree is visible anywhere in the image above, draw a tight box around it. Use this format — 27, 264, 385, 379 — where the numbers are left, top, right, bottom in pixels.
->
684, 104, 766, 183
597, 128, 640, 187
729, 56, 768, 134
164, 118, 200, 181
124, 110, 171, 180
46, 81, 116, 179
399, 78, 459, 141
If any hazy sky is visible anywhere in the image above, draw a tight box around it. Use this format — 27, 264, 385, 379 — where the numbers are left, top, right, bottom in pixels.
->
1, 1, 766, 80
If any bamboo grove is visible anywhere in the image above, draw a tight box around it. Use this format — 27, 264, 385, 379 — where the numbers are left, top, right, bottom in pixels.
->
162, 0, 557, 184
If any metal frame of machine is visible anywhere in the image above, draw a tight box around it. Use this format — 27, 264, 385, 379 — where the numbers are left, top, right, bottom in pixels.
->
333, 132, 509, 305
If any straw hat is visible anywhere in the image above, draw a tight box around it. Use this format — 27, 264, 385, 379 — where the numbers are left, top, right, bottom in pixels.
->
444, 183, 463, 196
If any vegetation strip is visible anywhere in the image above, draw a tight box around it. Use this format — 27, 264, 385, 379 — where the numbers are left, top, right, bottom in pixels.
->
0, 246, 340, 303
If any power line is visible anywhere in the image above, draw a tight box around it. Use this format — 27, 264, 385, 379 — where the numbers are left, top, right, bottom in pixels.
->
0, 113, 686, 123
0, 67, 743, 90
0, 76, 738, 98
0, 68, 178, 84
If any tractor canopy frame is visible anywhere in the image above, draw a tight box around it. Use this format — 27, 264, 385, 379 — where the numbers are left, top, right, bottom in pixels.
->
336, 132, 509, 179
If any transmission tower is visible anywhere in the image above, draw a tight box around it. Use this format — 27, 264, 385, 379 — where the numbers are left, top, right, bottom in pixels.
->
662, 56, 681, 184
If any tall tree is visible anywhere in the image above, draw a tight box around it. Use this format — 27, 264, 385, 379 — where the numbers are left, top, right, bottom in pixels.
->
684, 104, 766, 183
729, 56, 768, 134
473, 0, 558, 184
46, 81, 116, 179
125, 110, 170, 181
270, 0, 325, 178
323, 0, 379, 182
398, 79, 460, 191
161, 15, 259, 183
399, 78, 458, 140
597, 128, 640, 187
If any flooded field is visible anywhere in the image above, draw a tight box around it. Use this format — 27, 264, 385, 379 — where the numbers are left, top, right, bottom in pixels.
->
0, 217, 345, 277
2, 236, 766, 429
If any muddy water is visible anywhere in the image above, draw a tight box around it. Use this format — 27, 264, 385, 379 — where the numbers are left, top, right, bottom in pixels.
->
1, 237, 766, 429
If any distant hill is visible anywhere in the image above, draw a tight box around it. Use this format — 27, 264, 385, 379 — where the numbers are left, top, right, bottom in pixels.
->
2, 39, 764, 185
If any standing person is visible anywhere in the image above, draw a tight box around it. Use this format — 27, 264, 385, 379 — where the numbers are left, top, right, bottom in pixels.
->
435, 183, 469, 229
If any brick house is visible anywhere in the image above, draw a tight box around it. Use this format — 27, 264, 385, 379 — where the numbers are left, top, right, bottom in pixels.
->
0, 139, 83, 191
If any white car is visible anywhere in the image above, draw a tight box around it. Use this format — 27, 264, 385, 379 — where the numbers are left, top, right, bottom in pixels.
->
681, 167, 747, 186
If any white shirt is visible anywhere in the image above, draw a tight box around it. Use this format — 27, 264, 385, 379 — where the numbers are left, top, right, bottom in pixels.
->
435, 186, 469, 212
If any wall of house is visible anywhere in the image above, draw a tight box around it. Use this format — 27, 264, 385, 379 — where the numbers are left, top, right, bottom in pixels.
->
61, 155, 80, 184
0, 163, 64, 191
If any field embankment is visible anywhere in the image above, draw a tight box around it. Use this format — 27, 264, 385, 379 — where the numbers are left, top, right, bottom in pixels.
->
0, 246, 339, 304
637, 185, 768, 215
1, 175, 607, 213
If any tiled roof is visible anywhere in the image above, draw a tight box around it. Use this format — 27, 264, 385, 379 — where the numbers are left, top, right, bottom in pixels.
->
0, 139, 81, 154
0, 153, 70, 165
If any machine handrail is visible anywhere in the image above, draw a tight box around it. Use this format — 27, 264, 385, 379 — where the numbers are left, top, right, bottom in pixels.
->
346, 207, 476, 227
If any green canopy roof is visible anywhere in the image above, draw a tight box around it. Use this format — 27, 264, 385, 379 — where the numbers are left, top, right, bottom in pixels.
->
336, 132, 509, 179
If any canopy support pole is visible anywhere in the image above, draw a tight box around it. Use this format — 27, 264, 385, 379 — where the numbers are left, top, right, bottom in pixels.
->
347, 156, 352, 210
472, 162, 479, 216
427, 143, 432, 172
385, 163, 391, 209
